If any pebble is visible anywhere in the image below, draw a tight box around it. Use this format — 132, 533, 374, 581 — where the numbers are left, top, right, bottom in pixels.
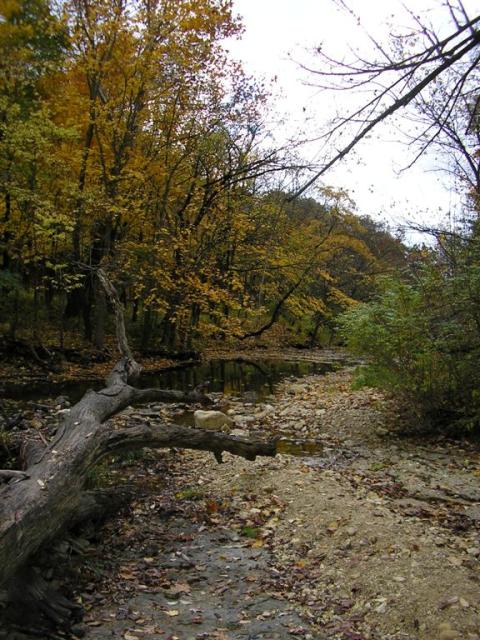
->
438, 622, 460, 639
287, 384, 307, 395
230, 429, 248, 438
439, 596, 459, 609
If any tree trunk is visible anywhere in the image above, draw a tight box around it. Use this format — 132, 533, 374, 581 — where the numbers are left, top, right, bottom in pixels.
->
0, 269, 279, 631
2, 190, 11, 270
140, 306, 153, 351
308, 313, 324, 347
9, 287, 19, 339
93, 279, 107, 350
161, 312, 177, 350
0, 368, 277, 625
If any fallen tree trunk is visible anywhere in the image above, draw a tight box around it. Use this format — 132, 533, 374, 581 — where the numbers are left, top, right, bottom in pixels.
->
0, 363, 277, 588
0, 270, 279, 631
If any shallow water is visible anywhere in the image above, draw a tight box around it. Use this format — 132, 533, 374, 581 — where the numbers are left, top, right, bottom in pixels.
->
275, 438, 325, 456
144, 358, 336, 400
2, 357, 339, 403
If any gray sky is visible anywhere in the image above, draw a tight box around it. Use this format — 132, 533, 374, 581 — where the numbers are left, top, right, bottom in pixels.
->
227, 0, 476, 237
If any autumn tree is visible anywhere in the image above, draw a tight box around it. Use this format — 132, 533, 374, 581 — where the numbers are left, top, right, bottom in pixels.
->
0, 0, 70, 338
0, 0, 410, 355
220, 187, 406, 345
50, 0, 289, 352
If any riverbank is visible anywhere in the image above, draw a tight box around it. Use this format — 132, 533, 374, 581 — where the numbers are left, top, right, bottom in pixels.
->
2, 358, 480, 639
194, 369, 480, 639
0, 344, 344, 400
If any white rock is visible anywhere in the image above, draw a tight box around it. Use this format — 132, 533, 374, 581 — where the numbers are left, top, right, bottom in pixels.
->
256, 404, 275, 418
193, 410, 233, 432
230, 429, 248, 438
287, 384, 307, 395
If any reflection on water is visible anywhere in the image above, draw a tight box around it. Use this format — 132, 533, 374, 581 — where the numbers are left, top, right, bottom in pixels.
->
142, 358, 336, 399
275, 439, 325, 456
4, 357, 338, 403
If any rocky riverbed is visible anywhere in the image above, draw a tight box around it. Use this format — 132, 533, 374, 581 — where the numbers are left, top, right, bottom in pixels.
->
3, 364, 480, 640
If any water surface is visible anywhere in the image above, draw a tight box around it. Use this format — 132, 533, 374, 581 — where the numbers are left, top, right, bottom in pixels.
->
1, 357, 339, 403
144, 358, 337, 401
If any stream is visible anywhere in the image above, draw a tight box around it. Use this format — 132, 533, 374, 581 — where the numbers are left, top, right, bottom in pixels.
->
1, 357, 340, 403
144, 358, 338, 401
3, 354, 480, 640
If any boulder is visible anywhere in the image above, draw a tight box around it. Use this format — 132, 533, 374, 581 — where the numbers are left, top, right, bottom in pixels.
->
255, 404, 275, 419
194, 410, 234, 432
286, 383, 307, 395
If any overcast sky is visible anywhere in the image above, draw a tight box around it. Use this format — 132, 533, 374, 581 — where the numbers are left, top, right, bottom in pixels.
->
226, 0, 477, 239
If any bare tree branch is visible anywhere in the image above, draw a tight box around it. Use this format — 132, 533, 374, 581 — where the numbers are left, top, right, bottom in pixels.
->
290, 3, 480, 200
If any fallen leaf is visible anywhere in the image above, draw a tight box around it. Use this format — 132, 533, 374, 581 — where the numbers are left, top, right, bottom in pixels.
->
438, 595, 459, 609
165, 610, 179, 617
119, 570, 136, 580
169, 582, 191, 595
251, 539, 264, 548
206, 499, 220, 513
447, 556, 463, 567
288, 626, 307, 636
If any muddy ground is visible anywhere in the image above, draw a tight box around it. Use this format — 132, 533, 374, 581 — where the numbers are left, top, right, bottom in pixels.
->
3, 359, 480, 640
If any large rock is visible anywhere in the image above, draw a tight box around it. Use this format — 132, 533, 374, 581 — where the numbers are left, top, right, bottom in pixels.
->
286, 383, 307, 395
255, 404, 275, 419
194, 410, 234, 432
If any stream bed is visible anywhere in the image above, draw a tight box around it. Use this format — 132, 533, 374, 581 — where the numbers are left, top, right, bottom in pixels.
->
144, 358, 338, 401
1, 357, 341, 403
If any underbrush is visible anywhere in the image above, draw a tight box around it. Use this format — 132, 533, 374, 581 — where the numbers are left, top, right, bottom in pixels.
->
340, 273, 480, 435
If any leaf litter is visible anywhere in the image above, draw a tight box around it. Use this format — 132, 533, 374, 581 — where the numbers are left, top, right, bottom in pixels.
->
6, 358, 480, 640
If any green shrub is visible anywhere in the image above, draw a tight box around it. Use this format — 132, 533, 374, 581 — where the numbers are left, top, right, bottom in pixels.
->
339, 267, 480, 431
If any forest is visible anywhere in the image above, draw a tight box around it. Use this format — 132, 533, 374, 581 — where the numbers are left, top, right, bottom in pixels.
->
1, 1, 480, 639
0, 0, 408, 354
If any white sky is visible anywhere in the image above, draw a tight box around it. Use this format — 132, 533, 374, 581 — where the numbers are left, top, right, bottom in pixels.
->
226, 0, 477, 239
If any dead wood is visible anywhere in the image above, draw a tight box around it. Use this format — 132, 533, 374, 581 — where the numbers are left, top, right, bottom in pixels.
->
0, 268, 279, 632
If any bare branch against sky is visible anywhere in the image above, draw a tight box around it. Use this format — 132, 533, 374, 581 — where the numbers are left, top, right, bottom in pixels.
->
290, 1, 480, 199
229, 1, 480, 234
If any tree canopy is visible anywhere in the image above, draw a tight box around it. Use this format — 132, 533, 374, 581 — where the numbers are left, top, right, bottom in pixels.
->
0, 0, 407, 354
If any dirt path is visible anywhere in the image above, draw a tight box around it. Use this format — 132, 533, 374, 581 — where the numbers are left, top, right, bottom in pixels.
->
4, 365, 480, 640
